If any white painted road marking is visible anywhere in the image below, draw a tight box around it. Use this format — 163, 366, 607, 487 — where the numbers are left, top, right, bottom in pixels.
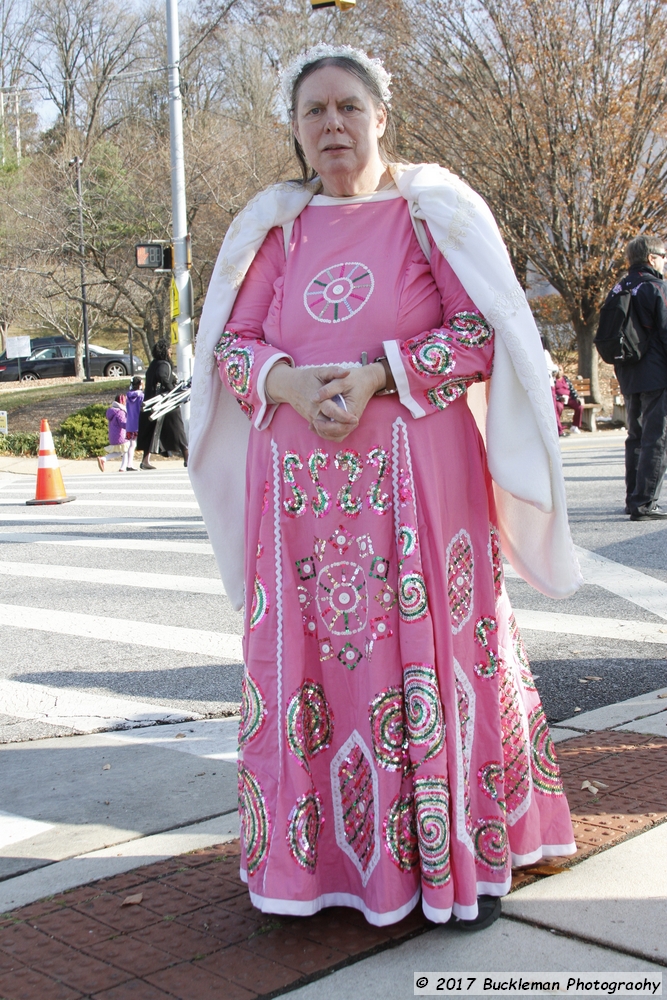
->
0, 533, 214, 555
0, 516, 202, 525
514, 608, 667, 645
0, 811, 53, 850
575, 545, 667, 621
0, 560, 225, 595
0, 603, 243, 659
0, 499, 200, 509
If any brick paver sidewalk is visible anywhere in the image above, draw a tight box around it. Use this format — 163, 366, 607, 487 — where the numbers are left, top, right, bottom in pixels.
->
1, 730, 666, 1000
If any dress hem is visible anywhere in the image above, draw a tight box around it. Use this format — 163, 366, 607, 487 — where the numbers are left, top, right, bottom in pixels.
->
511, 842, 577, 866
240, 871, 422, 927
239, 870, 517, 926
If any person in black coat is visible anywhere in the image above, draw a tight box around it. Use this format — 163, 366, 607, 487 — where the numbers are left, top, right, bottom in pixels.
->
611, 235, 667, 520
137, 339, 189, 469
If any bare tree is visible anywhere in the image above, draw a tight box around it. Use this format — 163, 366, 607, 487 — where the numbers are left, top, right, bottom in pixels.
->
403, 0, 667, 400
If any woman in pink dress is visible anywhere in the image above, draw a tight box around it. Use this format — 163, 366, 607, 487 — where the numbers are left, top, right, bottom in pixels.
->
208, 47, 576, 930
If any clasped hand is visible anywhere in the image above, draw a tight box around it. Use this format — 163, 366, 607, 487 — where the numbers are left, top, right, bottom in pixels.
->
264, 363, 386, 442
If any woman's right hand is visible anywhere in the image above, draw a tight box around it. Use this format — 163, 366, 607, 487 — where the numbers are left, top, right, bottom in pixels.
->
265, 363, 359, 441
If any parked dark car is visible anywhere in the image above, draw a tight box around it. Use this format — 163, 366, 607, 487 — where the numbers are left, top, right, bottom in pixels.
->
0, 344, 145, 382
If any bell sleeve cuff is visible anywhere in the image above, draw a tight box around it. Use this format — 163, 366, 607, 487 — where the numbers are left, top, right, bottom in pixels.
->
254, 353, 294, 430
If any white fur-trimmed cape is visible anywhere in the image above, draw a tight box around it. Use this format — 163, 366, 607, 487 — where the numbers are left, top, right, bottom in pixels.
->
188, 163, 582, 611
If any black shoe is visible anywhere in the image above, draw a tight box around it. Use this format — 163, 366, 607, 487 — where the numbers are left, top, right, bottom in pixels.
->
630, 505, 667, 521
452, 895, 501, 932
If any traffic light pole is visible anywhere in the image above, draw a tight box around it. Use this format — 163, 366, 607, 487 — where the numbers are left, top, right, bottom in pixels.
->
71, 156, 93, 382
166, 0, 193, 422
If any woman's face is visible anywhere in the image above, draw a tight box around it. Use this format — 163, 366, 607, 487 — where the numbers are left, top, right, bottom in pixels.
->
293, 65, 387, 196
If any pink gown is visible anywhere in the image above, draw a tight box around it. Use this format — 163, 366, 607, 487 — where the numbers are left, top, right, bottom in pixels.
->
216, 190, 575, 926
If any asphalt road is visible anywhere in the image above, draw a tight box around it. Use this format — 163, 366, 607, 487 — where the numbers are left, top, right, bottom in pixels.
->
0, 430, 665, 880
0, 430, 664, 736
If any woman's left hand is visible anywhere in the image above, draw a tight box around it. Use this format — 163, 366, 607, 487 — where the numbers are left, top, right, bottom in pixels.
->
312, 364, 385, 442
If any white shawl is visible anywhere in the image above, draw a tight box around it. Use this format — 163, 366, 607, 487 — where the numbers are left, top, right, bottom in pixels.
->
188, 162, 582, 611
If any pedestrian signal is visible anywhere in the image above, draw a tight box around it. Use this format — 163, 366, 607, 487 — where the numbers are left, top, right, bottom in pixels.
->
310, 0, 356, 9
135, 243, 174, 270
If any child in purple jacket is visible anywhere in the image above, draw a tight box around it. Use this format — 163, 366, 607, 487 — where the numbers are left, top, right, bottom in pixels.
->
98, 394, 128, 472
125, 377, 144, 471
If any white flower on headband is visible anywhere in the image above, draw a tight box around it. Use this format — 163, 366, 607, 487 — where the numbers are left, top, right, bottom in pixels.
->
280, 44, 392, 109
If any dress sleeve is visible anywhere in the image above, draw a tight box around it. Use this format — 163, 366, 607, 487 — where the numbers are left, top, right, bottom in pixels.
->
215, 226, 291, 430
382, 232, 495, 419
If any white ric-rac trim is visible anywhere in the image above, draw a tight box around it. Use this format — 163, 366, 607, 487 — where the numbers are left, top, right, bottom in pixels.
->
512, 842, 577, 866
239, 872, 421, 928
383, 338, 426, 418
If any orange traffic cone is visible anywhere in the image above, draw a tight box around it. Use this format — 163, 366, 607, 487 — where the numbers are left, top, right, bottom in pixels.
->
26, 419, 76, 505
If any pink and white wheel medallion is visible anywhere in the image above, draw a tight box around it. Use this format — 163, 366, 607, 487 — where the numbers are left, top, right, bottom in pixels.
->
304, 262, 374, 324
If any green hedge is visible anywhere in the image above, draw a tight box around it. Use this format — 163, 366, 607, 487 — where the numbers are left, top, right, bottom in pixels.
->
0, 403, 110, 458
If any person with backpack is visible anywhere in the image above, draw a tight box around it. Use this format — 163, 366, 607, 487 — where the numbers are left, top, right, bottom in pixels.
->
596, 235, 667, 520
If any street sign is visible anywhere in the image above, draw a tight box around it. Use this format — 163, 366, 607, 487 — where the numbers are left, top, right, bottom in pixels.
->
170, 278, 179, 345
6, 336, 30, 358
0, 411, 7, 435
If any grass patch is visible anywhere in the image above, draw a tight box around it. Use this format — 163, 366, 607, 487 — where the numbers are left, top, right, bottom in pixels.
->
0, 379, 129, 413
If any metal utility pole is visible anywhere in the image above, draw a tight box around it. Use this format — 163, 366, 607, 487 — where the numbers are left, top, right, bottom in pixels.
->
166, 0, 193, 423
70, 156, 93, 382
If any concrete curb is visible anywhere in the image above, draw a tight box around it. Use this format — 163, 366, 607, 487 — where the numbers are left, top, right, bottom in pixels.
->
0, 811, 240, 913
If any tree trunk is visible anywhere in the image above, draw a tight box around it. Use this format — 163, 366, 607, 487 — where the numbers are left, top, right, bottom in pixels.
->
573, 315, 601, 403
74, 338, 84, 379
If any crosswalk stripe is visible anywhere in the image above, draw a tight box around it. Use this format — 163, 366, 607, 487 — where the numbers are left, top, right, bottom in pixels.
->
0, 515, 203, 524
0, 603, 243, 659
514, 608, 667, 645
0, 560, 225, 594
0, 488, 195, 496
0, 532, 214, 554
0, 499, 200, 509
575, 545, 667, 621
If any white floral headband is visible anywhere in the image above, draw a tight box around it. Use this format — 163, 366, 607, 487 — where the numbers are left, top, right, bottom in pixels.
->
280, 44, 392, 110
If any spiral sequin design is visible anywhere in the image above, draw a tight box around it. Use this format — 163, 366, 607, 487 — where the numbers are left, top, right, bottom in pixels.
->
239, 673, 266, 747
398, 522, 418, 561
478, 761, 505, 806
529, 707, 564, 795
384, 793, 419, 872
335, 449, 363, 518
473, 616, 499, 678
414, 776, 451, 886
403, 663, 444, 761
238, 764, 270, 876
249, 575, 269, 631
369, 687, 406, 771
427, 380, 468, 411
407, 331, 455, 377
283, 451, 308, 518
399, 572, 429, 623
366, 447, 391, 515
450, 311, 493, 348
213, 330, 237, 362
308, 449, 332, 518
473, 817, 509, 870
287, 790, 323, 872
286, 681, 334, 770
224, 347, 253, 398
